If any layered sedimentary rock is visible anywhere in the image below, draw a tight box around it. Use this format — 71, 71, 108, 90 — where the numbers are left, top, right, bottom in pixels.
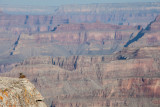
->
0, 63, 17, 73
0, 14, 68, 34
0, 77, 47, 107
9, 23, 140, 61
55, 2, 160, 27
1, 2, 160, 29
0, 21, 140, 65
0, 3, 160, 107
125, 15, 160, 48
0, 3, 160, 65
0, 2, 160, 36
1, 46, 160, 107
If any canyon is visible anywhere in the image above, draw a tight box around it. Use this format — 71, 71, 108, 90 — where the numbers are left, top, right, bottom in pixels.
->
0, 3, 160, 64
0, 2, 160, 107
1, 46, 160, 106
9, 23, 140, 60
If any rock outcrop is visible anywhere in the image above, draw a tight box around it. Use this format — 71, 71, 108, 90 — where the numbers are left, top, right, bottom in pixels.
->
0, 77, 47, 107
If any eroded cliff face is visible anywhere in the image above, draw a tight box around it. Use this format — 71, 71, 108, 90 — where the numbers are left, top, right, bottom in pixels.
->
1, 2, 160, 29
0, 14, 68, 34
0, 3, 160, 107
1, 46, 160, 107
0, 3, 160, 65
9, 23, 140, 60
124, 15, 160, 48
0, 77, 47, 107
55, 3, 160, 27
0, 2, 160, 35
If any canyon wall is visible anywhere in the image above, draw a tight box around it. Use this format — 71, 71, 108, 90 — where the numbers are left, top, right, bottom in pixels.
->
1, 46, 160, 106
0, 2, 160, 35
9, 23, 140, 61
125, 15, 160, 48
0, 3, 160, 107
0, 3, 160, 65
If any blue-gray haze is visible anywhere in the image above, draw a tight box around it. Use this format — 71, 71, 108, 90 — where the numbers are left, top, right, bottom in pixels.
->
0, 0, 159, 6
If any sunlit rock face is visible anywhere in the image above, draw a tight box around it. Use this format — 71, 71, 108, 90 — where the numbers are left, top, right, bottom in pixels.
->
0, 77, 47, 107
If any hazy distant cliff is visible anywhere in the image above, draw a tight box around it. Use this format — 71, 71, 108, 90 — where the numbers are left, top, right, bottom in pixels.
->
0, 3, 159, 63
8, 23, 140, 61
0, 2, 160, 35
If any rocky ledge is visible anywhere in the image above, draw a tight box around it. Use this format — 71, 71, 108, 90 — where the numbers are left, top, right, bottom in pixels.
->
0, 77, 47, 107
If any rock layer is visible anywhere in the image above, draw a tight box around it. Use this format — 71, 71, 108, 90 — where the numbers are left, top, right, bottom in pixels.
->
0, 2, 160, 35
0, 3, 160, 65
125, 15, 160, 48
0, 3, 160, 107
9, 23, 140, 60
1, 46, 160, 107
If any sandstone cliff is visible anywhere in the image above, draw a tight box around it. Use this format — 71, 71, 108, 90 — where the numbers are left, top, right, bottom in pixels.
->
0, 77, 47, 107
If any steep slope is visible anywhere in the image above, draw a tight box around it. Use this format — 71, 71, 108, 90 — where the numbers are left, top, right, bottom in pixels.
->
1, 46, 160, 106
0, 77, 47, 107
